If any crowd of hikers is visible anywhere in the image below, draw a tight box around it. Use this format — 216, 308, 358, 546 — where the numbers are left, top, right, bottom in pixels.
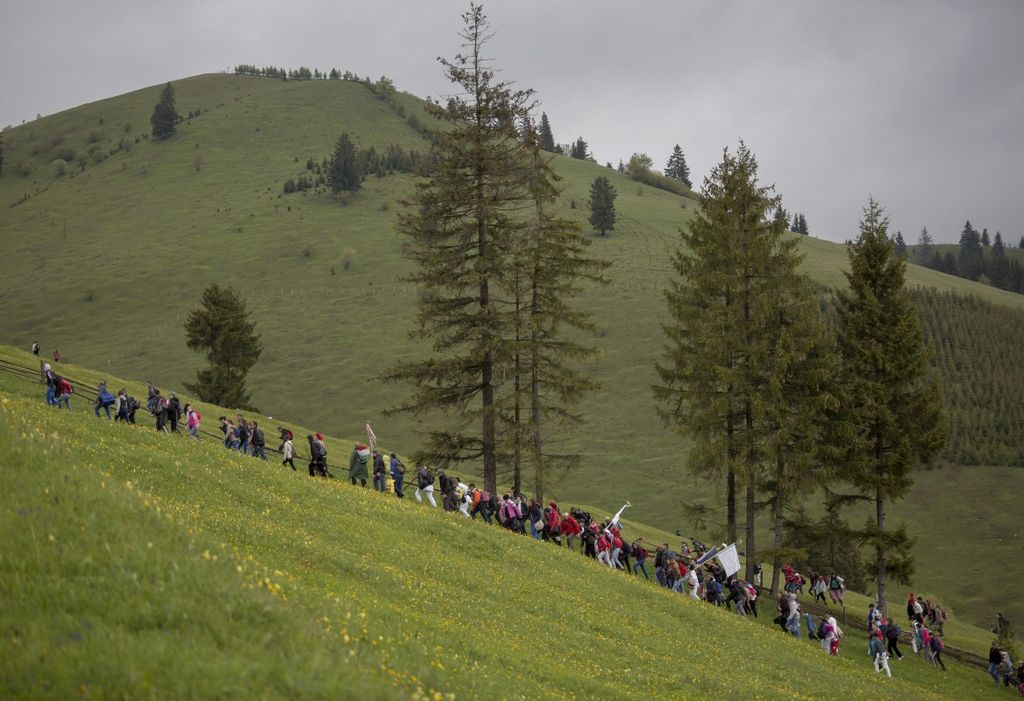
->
31, 355, 1024, 691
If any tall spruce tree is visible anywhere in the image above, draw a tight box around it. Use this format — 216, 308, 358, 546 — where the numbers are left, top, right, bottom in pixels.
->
893, 231, 907, 257
538, 112, 556, 152
772, 205, 789, 227
383, 4, 532, 493
981, 228, 991, 247
655, 142, 812, 579
150, 82, 179, 140
570, 137, 590, 160
833, 199, 947, 615
664, 144, 692, 188
501, 128, 610, 499
915, 226, 933, 265
958, 220, 984, 281
991, 231, 1009, 289
184, 284, 262, 410
588, 176, 617, 236
327, 132, 363, 193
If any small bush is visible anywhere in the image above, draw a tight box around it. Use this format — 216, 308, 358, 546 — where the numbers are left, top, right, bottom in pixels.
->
49, 159, 68, 177
91, 150, 106, 164
50, 146, 76, 162
87, 142, 102, 155
17, 160, 32, 176
87, 129, 103, 143
123, 122, 132, 133
283, 178, 296, 194
76, 153, 89, 171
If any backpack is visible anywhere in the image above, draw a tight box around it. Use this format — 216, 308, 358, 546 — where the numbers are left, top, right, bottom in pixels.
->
816, 621, 827, 639
126, 396, 140, 411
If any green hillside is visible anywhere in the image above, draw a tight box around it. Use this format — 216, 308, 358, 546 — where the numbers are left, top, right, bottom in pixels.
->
0, 352, 1006, 700
2, 73, 1023, 629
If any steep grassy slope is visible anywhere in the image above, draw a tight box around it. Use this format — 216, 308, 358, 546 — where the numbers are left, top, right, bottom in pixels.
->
0, 359, 1005, 700
2, 74, 1023, 628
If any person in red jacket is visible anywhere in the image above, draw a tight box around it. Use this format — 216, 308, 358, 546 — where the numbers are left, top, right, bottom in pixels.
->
596, 532, 612, 567
560, 510, 581, 552
546, 502, 562, 545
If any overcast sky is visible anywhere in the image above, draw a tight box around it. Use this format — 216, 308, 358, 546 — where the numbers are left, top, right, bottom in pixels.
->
3, 0, 1022, 243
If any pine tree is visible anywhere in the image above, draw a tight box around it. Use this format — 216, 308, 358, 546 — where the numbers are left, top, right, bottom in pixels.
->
797, 213, 809, 235
1020, 236, 1024, 249
382, 5, 533, 493
893, 231, 907, 257
981, 228, 991, 247
655, 142, 816, 579
150, 82, 179, 140
958, 220, 984, 281
991, 231, 1009, 289
570, 137, 589, 160
0, 132, 4, 177
327, 133, 363, 193
588, 176, 617, 236
538, 112, 556, 153
772, 205, 789, 226
502, 128, 611, 499
915, 226, 933, 265
833, 199, 947, 616
664, 144, 692, 188
184, 285, 262, 410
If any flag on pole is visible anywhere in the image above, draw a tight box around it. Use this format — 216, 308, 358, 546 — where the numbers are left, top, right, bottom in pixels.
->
366, 422, 377, 452
716, 543, 741, 577
608, 501, 631, 531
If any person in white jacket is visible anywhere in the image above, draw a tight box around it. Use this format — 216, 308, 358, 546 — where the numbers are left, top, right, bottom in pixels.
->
282, 437, 296, 470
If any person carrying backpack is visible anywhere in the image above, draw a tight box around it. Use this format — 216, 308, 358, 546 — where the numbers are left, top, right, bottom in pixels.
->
414, 463, 436, 507
94, 382, 115, 419
55, 377, 74, 411
348, 443, 369, 486
884, 619, 905, 659
390, 453, 405, 498
167, 394, 182, 433
930, 633, 947, 671
250, 422, 267, 460
307, 434, 326, 477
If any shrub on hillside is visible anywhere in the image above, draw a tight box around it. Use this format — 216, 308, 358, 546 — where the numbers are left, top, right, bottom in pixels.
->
16, 160, 31, 177
87, 130, 103, 144
50, 146, 76, 163
49, 159, 68, 177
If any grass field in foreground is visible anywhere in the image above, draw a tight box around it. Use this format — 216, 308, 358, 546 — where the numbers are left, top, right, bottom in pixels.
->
0, 355, 1009, 700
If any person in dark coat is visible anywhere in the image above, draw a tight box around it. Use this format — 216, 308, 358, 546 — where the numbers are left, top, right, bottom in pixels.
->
348, 444, 369, 486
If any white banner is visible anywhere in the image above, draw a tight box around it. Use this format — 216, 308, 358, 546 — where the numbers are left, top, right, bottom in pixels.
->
717, 543, 741, 577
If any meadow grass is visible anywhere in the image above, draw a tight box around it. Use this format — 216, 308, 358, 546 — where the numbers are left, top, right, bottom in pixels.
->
0, 363, 1010, 700
1, 74, 1022, 630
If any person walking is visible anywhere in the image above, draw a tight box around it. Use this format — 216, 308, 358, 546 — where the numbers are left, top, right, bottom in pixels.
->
390, 453, 405, 497
414, 463, 437, 506
561, 510, 581, 551
31, 341, 40, 356
372, 450, 388, 492
94, 382, 115, 419
281, 433, 296, 470
185, 404, 201, 440
307, 434, 327, 477
167, 394, 182, 433
114, 389, 128, 422
349, 443, 369, 486
250, 422, 267, 459
43, 363, 59, 406
883, 618, 905, 660
989, 643, 1003, 683
930, 634, 947, 671
52, 350, 61, 363
54, 376, 74, 411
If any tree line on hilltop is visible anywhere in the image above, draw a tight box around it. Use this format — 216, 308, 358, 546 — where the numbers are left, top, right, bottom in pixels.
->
910, 223, 1024, 294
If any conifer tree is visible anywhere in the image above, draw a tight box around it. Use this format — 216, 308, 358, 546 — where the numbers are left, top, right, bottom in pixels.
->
833, 199, 947, 615
915, 226, 933, 265
383, 4, 532, 493
981, 228, 991, 247
538, 112, 556, 153
501, 128, 610, 499
991, 231, 1009, 289
150, 82, 179, 140
588, 176, 617, 236
0, 132, 4, 177
893, 231, 907, 257
664, 144, 692, 188
327, 133, 363, 193
1019, 236, 1024, 249
570, 137, 590, 160
184, 285, 262, 410
655, 142, 814, 578
772, 205, 789, 227
958, 220, 984, 281
797, 213, 809, 235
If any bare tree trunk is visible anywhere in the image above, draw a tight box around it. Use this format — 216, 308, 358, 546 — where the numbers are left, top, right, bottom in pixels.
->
876, 482, 887, 617
770, 456, 784, 595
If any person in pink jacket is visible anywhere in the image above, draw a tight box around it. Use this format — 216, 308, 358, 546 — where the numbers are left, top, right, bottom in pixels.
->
185, 404, 202, 440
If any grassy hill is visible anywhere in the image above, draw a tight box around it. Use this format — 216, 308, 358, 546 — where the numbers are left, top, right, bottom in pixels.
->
0, 352, 1007, 700
1, 73, 1023, 629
